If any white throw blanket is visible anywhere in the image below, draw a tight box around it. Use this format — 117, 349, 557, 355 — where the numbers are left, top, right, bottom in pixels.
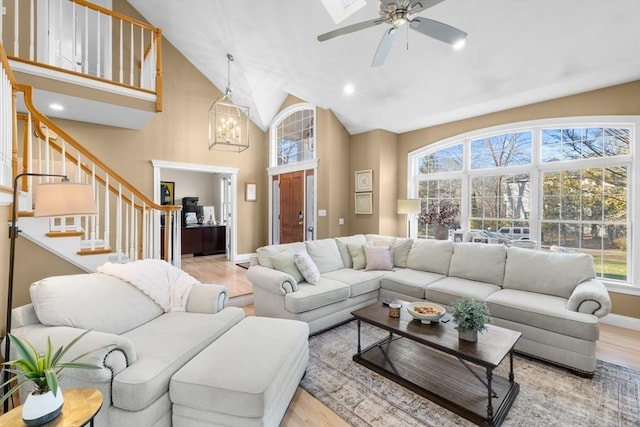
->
97, 259, 199, 312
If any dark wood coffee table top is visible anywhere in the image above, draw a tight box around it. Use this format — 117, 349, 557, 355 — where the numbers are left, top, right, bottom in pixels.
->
352, 302, 522, 368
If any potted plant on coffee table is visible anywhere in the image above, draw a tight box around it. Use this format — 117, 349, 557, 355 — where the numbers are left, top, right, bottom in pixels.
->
0, 330, 102, 426
451, 297, 491, 342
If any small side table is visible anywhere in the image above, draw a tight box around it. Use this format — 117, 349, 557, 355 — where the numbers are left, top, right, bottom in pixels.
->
0, 388, 103, 427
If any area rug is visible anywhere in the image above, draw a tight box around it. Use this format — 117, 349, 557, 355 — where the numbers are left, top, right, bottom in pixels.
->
301, 320, 639, 427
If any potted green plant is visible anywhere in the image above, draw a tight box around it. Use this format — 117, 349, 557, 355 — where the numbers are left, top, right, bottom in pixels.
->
0, 330, 102, 426
451, 297, 491, 342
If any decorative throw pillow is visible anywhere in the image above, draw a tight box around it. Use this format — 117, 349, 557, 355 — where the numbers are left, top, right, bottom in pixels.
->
364, 245, 394, 271
294, 252, 321, 285
269, 251, 303, 284
347, 243, 366, 270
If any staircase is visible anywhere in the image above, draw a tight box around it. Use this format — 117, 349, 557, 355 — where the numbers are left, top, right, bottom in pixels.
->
12, 84, 181, 270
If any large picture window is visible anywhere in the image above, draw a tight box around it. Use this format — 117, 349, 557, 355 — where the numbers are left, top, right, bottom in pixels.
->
408, 118, 636, 287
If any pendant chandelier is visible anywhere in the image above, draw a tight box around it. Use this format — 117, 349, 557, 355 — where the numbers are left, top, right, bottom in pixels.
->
208, 53, 250, 152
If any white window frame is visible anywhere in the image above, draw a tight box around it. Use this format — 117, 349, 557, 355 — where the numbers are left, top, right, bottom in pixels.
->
408, 116, 640, 295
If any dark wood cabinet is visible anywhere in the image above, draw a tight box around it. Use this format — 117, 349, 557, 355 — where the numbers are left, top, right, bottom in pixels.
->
181, 225, 226, 256
162, 225, 226, 257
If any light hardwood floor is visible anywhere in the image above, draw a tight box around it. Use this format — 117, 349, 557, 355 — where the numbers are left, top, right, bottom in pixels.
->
186, 256, 640, 427
181, 255, 253, 298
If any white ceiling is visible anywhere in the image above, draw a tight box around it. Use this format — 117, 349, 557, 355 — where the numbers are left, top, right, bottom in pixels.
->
128, 0, 640, 135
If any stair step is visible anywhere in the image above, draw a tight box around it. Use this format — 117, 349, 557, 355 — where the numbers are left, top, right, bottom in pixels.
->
45, 231, 85, 238
77, 248, 113, 256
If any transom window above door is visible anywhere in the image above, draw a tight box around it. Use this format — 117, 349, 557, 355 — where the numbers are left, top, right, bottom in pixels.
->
272, 105, 315, 167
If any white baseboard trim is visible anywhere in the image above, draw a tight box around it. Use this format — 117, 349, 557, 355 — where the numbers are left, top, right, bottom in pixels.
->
234, 253, 256, 264
600, 313, 640, 331
227, 294, 254, 307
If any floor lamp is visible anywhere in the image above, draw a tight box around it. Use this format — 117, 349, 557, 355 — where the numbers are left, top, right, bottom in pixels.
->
397, 199, 420, 238
3, 173, 97, 412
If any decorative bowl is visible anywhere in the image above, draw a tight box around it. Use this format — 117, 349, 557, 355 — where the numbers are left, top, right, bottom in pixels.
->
406, 302, 447, 322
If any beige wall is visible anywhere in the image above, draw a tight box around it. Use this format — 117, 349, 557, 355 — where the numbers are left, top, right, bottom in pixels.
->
316, 108, 351, 238
349, 129, 399, 235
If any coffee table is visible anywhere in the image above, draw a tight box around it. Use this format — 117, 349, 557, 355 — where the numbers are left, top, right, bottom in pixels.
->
352, 302, 522, 427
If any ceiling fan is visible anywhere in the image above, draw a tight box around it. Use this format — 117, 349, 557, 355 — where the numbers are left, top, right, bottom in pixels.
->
317, 0, 467, 67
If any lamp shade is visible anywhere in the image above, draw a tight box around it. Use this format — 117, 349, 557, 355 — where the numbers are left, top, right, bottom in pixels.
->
397, 199, 420, 214
33, 182, 97, 217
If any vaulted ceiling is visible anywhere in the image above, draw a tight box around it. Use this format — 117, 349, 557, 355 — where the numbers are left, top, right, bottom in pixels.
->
128, 0, 640, 135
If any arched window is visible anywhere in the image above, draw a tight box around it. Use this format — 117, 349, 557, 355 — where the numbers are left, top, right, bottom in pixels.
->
408, 117, 638, 287
270, 104, 315, 167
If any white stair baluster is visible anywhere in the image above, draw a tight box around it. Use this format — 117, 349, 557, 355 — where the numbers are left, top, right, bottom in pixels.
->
104, 174, 110, 249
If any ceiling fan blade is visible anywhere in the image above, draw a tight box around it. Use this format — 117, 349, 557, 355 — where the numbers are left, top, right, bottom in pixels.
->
371, 27, 398, 67
317, 18, 385, 42
409, 17, 467, 45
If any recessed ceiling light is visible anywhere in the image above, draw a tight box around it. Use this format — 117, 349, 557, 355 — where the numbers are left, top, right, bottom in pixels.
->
343, 84, 355, 95
452, 39, 466, 51
49, 103, 64, 111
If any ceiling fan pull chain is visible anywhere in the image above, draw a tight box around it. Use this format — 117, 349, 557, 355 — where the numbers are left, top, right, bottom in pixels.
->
406, 22, 409, 50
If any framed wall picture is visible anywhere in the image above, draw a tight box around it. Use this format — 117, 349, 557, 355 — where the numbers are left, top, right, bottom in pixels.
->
160, 181, 175, 205
355, 169, 373, 192
355, 192, 372, 214
245, 183, 257, 202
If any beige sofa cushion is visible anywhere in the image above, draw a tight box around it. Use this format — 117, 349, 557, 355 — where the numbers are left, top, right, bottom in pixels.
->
284, 278, 349, 313
503, 247, 596, 298
486, 289, 599, 341
448, 243, 507, 287
425, 276, 501, 306
114, 307, 245, 411
305, 238, 344, 273
392, 238, 413, 268
335, 234, 367, 268
406, 239, 454, 275
30, 274, 163, 335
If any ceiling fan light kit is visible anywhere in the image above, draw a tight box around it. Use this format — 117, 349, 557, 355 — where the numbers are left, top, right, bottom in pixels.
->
318, 0, 467, 67
209, 53, 250, 153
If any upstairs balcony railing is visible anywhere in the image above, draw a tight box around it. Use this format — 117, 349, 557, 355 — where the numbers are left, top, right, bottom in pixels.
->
0, 0, 163, 111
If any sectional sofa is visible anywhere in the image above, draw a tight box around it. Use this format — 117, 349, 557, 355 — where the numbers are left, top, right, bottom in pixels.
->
247, 234, 612, 375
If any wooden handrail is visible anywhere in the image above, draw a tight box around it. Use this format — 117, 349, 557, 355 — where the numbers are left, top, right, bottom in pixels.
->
0, 42, 16, 86
72, 0, 157, 32
18, 84, 169, 212
26, 112, 180, 215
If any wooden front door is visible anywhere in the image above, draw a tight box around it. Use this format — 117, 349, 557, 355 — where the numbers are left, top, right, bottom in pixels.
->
279, 171, 305, 243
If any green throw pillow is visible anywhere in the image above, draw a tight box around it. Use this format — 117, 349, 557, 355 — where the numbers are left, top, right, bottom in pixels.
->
269, 251, 303, 284
347, 243, 366, 270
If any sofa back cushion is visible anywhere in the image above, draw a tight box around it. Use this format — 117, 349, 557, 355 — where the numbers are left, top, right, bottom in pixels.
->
305, 238, 345, 273
256, 242, 307, 268
30, 273, 163, 334
448, 243, 507, 286
335, 234, 367, 268
503, 247, 596, 298
406, 239, 454, 275
392, 238, 413, 268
